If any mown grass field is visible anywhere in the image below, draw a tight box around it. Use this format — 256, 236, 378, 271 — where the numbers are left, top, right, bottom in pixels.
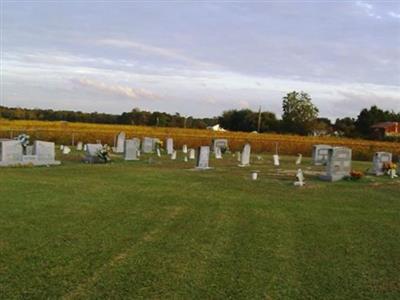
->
1, 150, 399, 299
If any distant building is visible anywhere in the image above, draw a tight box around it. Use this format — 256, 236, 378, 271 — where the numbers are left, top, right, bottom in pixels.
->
206, 124, 227, 132
371, 122, 400, 139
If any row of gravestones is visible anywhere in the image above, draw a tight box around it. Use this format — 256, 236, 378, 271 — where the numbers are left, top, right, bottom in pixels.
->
114, 132, 229, 156
1, 136, 399, 182
312, 144, 399, 181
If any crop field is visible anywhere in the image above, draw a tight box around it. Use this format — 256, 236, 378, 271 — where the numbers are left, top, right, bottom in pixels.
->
1, 149, 400, 299
1, 119, 399, 161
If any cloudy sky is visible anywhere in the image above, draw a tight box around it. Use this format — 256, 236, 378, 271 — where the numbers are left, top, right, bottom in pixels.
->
1, 1, 400, 119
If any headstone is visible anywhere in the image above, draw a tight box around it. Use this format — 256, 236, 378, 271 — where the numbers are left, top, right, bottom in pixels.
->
184, 156, 188, 162
371, 152, 392, 176
142, 137, 154, 153
236, 151, 241, 162
273, 154, 280, 166
83, 144, 88, 151
115, 132, 126, 153
296, 154, 302, 165
166, 138, 174, 155
124, 139, 139, 161
312, 145, 332, 165
294, 169, 305, 186
157, 148, 161, 157
60, 145, 64, 150
171, 150, 177, 160
62, 146, 71, 155
320, 147, 352, 182
239, 144, 251, 167
182, 144, 188, 154
0, 140, 23, 166
76, 142, 83, 151
137, 150, 141, 157
189, 148, 195, 160
251, 171, 259, 181
196, 146, 211, 169
84, 144, 104, 163
1, 140, 61, 166
215, 147, 222, 159
33, 141, 60, 165
212, 139, 229, 153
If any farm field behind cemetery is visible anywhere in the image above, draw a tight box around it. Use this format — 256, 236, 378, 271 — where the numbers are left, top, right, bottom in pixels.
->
1, 151, 399, 299
1, 120, 400, 161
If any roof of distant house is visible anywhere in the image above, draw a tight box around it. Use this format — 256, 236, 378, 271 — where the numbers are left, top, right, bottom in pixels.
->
371, 122, 399, 129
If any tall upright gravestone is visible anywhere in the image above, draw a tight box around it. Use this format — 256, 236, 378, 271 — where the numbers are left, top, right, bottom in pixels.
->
166, 138, 174, 155
189, 148, 195, 160
196, 146, 211, 169
115, 132, 126, 153
320, 147, 352, 182
312, 145, 332, 165
124, 139, 140, 161
142, 137, 154, 153
239, 143, 251, 167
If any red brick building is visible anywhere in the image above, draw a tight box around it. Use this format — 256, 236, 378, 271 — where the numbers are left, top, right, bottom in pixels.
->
371, 122, 400, 139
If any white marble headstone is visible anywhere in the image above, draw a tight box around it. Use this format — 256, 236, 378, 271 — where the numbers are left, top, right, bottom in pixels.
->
189, 148, 195, 160
239, 144, 251, 167
196, 146, 211, 169
166, 138, 174, 155
115, 132, 126, 153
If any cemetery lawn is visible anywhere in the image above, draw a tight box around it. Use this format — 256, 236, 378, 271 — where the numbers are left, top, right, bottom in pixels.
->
1, 152, 399, 299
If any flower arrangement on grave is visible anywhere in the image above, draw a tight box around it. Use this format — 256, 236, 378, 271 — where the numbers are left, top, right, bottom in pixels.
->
383, 162, 398, 178
383, 162, 397, 172
349, 170, 363, 180
96, 146, 111, 163
16, 134, 30, 154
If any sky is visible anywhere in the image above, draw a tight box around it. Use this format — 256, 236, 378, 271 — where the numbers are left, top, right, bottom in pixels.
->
1, 0, 400, 119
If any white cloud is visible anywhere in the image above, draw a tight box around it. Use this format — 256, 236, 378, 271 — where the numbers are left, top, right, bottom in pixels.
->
355, 1, 381, 19
71, 78, 158, 100
97, 38, 218, 68
388, 11, 400, 19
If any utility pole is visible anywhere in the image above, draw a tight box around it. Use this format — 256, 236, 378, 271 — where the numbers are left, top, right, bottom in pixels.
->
257, 106, 262, 133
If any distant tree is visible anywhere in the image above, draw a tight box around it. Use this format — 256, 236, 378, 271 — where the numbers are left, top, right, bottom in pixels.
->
334, 117, 357, 137
355, 106, 392, 137
219, 109, 278, 132
281, 91, 319, 135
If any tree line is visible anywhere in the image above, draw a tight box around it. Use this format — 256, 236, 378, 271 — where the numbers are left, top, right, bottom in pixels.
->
1, 91, 399, 139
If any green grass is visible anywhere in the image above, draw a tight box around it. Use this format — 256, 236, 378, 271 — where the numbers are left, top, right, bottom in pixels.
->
1, 150, 399, 299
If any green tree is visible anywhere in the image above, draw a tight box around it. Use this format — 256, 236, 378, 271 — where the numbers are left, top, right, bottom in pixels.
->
355, 105, 393, 137
282, 91, 319, 135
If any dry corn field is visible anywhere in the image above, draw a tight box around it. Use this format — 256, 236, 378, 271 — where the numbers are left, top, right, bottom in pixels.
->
1, 119, 399, 161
